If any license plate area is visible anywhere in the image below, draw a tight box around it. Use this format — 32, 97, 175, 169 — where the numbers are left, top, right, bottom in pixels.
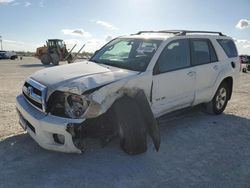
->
16, 109, 36, 133
17, 109, 27, 130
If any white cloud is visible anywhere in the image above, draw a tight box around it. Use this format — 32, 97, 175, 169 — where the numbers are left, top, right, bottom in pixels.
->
11, 1, 19, 6
235, 39, 250, 55
105, 35, 113, 42
96, 20, 119, 31
243, 44, 250, 48
3, 39, 25, 45
39, 0, 44, 7
61, 29, 91, 37
64, 39, 81, 45
235, 39, 250, 47
0, 0, 14, 4
24, 1, 31, 7
2, 39, 38, 52
236, 19, 250, 29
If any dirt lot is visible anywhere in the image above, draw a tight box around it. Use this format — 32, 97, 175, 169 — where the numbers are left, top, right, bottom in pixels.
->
0, 57, 250, 188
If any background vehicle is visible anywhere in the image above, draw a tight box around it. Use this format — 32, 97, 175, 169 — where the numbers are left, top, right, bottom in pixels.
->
241, 55, 250, 72
0, 50, 18, 60
240, 55, 249, 64
35, 39, 74, 65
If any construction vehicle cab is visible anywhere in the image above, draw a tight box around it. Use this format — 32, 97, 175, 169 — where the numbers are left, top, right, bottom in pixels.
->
35, 39, 73, 65
47, 39, 64, 50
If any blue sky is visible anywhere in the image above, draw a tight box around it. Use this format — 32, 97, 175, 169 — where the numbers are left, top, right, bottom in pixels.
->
0, 0, 250, 54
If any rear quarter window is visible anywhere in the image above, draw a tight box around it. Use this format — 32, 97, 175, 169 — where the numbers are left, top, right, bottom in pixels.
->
217, 39, 238, 58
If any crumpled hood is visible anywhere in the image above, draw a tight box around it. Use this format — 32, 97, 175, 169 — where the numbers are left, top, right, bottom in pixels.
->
30, 60, 139, 98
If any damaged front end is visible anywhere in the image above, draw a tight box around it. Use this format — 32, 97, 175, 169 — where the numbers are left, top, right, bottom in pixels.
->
46, 80, 160, 154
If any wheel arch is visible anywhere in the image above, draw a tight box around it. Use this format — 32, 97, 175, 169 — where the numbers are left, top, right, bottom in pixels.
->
221, 76, 233, 100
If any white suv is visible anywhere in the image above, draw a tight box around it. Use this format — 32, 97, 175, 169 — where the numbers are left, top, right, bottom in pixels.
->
16, 30, 240, 154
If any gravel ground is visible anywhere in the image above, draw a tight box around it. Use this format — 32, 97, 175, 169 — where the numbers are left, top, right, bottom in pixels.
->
0, 57, 250, 188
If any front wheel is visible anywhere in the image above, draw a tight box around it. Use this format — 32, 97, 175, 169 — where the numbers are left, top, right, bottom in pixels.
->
40, 53, 51, 65
51, 53, 60, 65
67, 54, 73, 64
206, 83, 229, 115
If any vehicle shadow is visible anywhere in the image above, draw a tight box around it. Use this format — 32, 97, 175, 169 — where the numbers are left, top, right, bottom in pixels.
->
0, 109, 250, 187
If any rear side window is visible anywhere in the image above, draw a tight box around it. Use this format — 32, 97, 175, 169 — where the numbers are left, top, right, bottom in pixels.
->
191, 39, 218, 66
217, 39, 238, 58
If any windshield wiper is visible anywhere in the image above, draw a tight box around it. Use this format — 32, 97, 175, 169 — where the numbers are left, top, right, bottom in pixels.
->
103, 62, 140, 71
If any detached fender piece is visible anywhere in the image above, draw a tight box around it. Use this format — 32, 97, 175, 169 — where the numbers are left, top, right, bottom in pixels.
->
110, 90, 160, 154
134, 90, 160, 151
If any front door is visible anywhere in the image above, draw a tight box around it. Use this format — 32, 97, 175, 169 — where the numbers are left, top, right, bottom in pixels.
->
151, 39, 196, 117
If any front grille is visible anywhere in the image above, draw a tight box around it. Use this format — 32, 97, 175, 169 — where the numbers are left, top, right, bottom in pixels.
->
24, 82, 42, 96
22, 79, 47, 112
23, 91, 43, 109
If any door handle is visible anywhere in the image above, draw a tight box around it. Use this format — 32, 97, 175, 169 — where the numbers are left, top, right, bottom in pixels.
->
187, 71, 196, 77
231, 62, 236, 68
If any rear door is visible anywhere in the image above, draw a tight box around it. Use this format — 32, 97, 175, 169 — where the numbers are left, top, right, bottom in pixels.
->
190, 38, 220, 104
151, 39, 196, 117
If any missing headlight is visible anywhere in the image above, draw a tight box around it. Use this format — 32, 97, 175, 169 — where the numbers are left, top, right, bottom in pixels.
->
48, 91, 89, 119
65, 94, 89, 119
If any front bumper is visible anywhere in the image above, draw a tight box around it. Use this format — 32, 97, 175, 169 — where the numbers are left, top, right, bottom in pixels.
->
16, 94, 84, 153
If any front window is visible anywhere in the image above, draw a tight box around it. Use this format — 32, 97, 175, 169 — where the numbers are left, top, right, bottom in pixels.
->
91, 38, 162, 71
155, 39, 190, 74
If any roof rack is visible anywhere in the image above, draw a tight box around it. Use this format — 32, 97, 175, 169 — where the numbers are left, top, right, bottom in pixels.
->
136, 30, 183, 35
136, 30, 225, 36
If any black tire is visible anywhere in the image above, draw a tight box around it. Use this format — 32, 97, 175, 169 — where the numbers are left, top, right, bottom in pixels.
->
67, 54, 73, 64
51, 53, 60, 65
242, 68, 247, 73
247, 65, 250, 71
206, 82, 229, 115
10, 56, 16, 60
40, 53, 51, 65
111, 96, 147, 155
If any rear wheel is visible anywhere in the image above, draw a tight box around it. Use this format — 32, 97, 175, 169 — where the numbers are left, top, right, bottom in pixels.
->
111, 96, 147, 155
206, 83, 229, 115
51, 53, 60, 65
247, 65, 250, 71
67, 54, 73, 64
40, 53, 51, 65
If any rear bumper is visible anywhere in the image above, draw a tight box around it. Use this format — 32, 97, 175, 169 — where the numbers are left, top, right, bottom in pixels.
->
16, 94, 84, 153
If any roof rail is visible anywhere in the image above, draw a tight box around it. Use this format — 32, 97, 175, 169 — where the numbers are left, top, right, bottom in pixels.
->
136, 30, 183, 35
179, 30, 225, 36
136, 30, 225, 36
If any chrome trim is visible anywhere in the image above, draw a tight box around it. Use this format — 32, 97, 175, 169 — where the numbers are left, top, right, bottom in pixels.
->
22, 78, 47, 112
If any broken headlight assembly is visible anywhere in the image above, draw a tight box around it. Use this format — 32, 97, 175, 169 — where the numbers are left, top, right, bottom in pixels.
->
48, 91, 89, 119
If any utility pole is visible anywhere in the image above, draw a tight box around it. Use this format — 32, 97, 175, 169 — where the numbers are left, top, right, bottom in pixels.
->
0, 36, 2, 50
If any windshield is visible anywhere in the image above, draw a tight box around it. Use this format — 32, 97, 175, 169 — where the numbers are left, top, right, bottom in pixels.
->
90, 38, 162, 71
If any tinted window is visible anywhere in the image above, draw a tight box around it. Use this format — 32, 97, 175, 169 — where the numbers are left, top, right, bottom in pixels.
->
217, 39, 238, 58
156, 39, 190, 73
208, 41, 218, 62
191, 39, 218, 66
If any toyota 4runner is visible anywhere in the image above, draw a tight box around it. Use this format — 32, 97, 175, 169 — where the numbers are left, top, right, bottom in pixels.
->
16, 30, 240, 154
